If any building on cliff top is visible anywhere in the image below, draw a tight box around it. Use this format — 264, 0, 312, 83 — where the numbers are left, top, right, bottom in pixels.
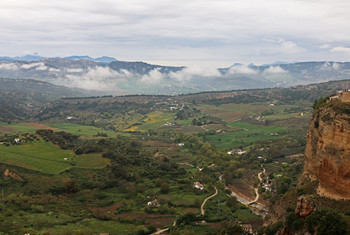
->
330, 90, 350, 103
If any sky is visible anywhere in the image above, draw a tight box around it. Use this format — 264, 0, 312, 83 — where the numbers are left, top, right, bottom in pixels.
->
0, 0, 350, 67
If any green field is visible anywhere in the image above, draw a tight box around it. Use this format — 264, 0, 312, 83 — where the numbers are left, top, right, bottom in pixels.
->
0, 122, 39, 134
199, 103, 268, 122
73, 153, 109, 169
0, 141, 109, 174
0, 121, 118, 137
124, 112, 175, 132
264, 105, 311, 120
40, 218, 146, 234
205, 121, 287, 150
47, 123, 118, 137
0, 141, 74, 174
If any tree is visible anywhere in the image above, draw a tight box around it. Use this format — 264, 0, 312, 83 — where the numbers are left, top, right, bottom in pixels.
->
160, 182, 170, 194
306, 209, 347, 235
226, 196, 239, 210
64, 180, 79, 193
194, 198, 201, 208
220, 221, 243, 235
285, 212, 304, 232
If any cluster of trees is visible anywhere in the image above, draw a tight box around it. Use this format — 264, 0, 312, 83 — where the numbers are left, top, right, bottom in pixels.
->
279, 209, 347, 235
175, 106, 200, 120
312, 96, 329, 110
192, 115, 223, 126
36, 129, 79, 149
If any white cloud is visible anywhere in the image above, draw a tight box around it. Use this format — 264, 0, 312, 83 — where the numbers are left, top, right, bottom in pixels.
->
322, 61, 341, 70
120, 69, 132, 76
320, 44, 331, 49
0, 63, 18, 70
21, 62, 45, 69
277, 38, 307, 54
0, 1, 349, 65
35, 64, 48, 70
332, 62, 340, 70
141, 68, 164, 84
66, 68, 83, 73
49, 67, 60, 72
63, 66, 126, 90
263, 66, 287, 74
331, 47, 350, 55
228, 65, 257, 75
169, 66, 220, 82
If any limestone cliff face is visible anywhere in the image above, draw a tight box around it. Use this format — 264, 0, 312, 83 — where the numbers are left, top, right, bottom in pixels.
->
302, 101, 350, 199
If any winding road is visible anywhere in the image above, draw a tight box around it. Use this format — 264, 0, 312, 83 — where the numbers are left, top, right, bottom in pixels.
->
151, 186, 218, 235
201, 186, 218, 216
248, 167, 265, 205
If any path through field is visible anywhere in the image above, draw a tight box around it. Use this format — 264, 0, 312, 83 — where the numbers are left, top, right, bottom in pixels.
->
248, 167, 265, 205
201, 186, 218, 216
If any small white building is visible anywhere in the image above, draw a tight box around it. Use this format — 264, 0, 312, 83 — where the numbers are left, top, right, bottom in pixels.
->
228, 149, 246, 155
147, 199, 160, 208
193, 182, 204, 191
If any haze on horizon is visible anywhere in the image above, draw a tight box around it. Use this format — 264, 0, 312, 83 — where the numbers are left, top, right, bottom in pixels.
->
0, 0, 350, 67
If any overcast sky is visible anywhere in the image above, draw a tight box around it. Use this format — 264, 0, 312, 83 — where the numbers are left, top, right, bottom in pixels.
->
0, 0, 349, 67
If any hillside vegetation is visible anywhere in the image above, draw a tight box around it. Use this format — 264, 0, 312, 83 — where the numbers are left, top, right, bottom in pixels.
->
0, 79, 349, 234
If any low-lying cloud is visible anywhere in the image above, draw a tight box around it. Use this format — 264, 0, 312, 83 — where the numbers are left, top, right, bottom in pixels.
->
169, 66, 220, 82
263, 65, 287, 74
0, 63, 18, 70
141, 68, 164, 84
227, 65, 257, 75
63, 66, 128, 91
322, 62, 341, 70
66, 68, 84, 73
21, 62, 44, 69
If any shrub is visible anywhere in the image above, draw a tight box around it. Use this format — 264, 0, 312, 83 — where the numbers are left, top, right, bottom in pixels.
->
160, 182, 170, 194
306, 209, 347, 235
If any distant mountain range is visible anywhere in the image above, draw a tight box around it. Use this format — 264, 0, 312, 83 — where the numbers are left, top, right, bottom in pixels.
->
0, 55, 118, 63
0, 55, 349, 95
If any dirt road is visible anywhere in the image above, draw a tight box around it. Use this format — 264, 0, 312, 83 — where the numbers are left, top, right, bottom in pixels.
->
201, 186, 218, 216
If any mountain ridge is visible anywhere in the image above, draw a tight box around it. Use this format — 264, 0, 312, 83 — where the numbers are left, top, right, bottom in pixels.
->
0, 56, 349, 95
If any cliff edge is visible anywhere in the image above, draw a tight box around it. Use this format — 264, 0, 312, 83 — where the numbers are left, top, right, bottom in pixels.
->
302, 93, 350, 199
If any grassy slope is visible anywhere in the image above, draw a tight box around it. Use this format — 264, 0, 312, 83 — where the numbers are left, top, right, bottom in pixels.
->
0, 141, 108, 174
0, 121, 118, 137
206, 121, 286, 150
124, 112, 175, 132
199, 103, 268, 122
0, 141, 74, 174
47, 123, 117, 137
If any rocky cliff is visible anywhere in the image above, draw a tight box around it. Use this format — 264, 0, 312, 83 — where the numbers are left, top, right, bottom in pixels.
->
302, 99, 350, 199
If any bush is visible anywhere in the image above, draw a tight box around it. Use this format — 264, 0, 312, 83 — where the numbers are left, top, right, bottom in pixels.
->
285, 212, 304, 232
312, 96, 329, 110
30, 204, 45, 213
220, 221, 243, 235
160, 182, 170, 194
306, 209, 347, 235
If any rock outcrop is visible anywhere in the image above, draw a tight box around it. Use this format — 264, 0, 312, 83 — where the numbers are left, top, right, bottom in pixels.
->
302, 100, 350, 199
295, 196, 314, 219
4, 169, 23, 181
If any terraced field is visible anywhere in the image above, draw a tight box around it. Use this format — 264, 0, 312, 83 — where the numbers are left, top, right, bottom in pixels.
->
199, 103, 268, 122
124, 111, 175, 132
206, 121, 287, 150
